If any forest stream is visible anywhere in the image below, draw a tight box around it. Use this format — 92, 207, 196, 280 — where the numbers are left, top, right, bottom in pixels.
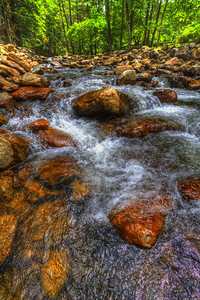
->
1, 62, 200, 300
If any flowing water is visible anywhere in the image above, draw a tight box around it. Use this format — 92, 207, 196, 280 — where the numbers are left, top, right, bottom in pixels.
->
1, 65, 200, 299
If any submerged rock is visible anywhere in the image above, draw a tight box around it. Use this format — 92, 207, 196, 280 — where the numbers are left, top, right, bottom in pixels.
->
0, 170, 14, 201
70, 179, 92, 202
0, 113, 8, 126
109, 192, 173, 248
36, 156, 82, 185
153, 89, 177, 103
0, 214, 17, 265
41, 249, 70, 298
72, 87, 130, 117
178, 177, 200, 202
12, 87, 55, 101
39, 127, 76, 148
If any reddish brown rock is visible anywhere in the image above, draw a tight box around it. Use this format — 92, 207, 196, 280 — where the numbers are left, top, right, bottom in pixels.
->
20, 72, 50, 87
36, 156, 82, 185
13, 166, 32, 187
118, 70, 136, 85
27, 119, 50, 133
72, 87, 130, 117
0, 92, 14, 107
0, 76, 18, 92
12, 87, 55, 101
104, 57, 117, 65
109, 192, 173, 248
153, 89, 177, 103
70, 179, 92, 202
0, 132, 29, 169
188, 80, 200, 90
1, 58, 26, 74
70, 62, 79, 68
177, 178, 200, 202
39, 127, 76, 148
116, 118, 180, 138
0, 113, 8, 125
0, 214, 17, 265
114, 65, 133, 75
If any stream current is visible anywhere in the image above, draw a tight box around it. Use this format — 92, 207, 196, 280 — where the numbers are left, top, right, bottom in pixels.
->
1, 65, 200, 299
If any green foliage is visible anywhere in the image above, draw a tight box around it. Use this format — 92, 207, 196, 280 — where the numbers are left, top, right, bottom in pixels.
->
0, 0, 199, 56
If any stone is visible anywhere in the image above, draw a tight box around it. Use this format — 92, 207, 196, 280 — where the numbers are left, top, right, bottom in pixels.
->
39, 127, 76, 148
0, 214, 17, 265
0, 92, 14, 107
51, 60, 62, 67
7, 53, 32, 72
20, 72, 50, 87
0, 113, 8, 125
27, 119, 50, 132
104, 57, 117, 65
150, 49, 159, 59
70, 179, 92, 202
109, 192, 173, 248
114, 65, 133, 75
177, 177, 200, 202
70, 62, 79, 68
162, 44, 168, 50
164, 57, 181, 67
72, 87, 130, 117
0, 58, 26, 74
188, 80, 200, 90
41, 249, 70, 298
0, 133, 29, 169
0, 170, 14, 201
169, 74, 193, 89
118, 70, 136, 85
153, 89, 177, 103
0, 63, 20, 77
116, 118, 180, 138
136, 72, 152, 82
36, 156, 82, 185
12, 87, 55, 101
0, 76, 18, 92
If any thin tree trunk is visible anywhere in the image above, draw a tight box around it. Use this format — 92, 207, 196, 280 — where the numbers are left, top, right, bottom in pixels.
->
120, 0, 125, 49
125, 0, 134, 50
105, 0, 112, 51
156, 0, 169, 47
68, 0, 75, 54
151, 0, 162, 47
2, 0, 12, 43
59, 0, 69, 52
146, 0, 155, 46
143, 0, 151, 45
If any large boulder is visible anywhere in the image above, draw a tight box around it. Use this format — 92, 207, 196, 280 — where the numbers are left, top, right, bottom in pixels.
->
118, 70, 136, 85
177, 177, 200, 202
36, 156, 82, 185
20, 72, 50, 87
12, 87, 55, 101
0, 63, 20, 77
115, 118, 180, 138
153, 89, 177, 103
0, 132, 29, 169
72, 87, 130, 117
39, 127, 76, 148
109, 192, 173, 248
188, 80, 200, 90
0, 214, 17, 265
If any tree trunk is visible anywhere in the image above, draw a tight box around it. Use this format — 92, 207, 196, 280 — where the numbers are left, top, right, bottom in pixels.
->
68, 0, 75, 54
143, 0, 151, 45
146, 0, 155, 46
59, 0, 69, 52
120, 0, 125, 49
105, 0, 112, 51
156, 0, 169, 47
125, 0, 134, 50
151, 0, 162, 47
2, 0, 12, 43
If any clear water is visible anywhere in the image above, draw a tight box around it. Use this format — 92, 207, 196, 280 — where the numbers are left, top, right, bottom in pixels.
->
1, 67, 200, 299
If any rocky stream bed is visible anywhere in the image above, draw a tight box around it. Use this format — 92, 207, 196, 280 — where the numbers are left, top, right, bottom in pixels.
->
0, 43, 200, 299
